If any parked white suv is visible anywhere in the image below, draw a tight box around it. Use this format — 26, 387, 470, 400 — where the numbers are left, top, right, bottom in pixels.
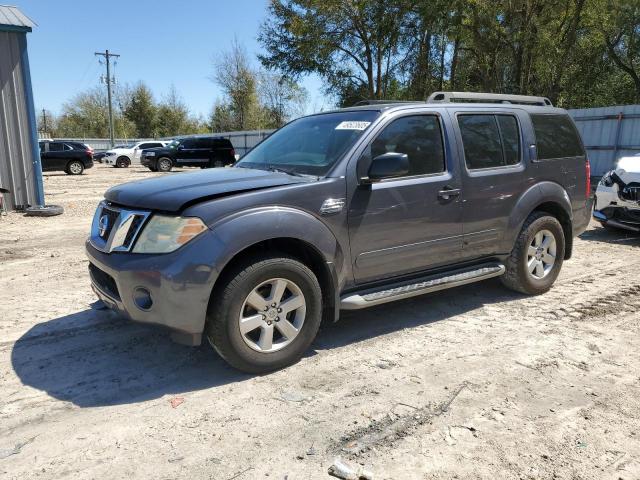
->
104, 141, 169, 168
594, 155, 640, 232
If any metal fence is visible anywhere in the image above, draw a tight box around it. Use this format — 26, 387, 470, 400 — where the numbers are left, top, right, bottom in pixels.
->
55, 130, 276, 156
568, 105, 640, 177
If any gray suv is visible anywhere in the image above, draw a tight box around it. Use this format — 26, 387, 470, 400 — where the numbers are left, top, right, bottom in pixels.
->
86, 92, 592, 373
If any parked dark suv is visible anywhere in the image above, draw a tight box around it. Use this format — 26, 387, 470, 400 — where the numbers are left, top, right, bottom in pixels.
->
140, 136, 235, 172
39, 140, 94, 175
86, 92, 591, 373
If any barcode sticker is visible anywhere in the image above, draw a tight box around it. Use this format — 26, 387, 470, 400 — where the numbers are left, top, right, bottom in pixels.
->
335, 121, 371, 131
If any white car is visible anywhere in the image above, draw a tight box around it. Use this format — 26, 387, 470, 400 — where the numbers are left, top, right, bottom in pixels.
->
593, 155, 640, 232
103, 141, 169, 168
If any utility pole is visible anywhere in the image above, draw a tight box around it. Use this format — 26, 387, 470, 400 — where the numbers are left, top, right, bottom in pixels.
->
41, 109, 48, 138
95, 49, 120, 148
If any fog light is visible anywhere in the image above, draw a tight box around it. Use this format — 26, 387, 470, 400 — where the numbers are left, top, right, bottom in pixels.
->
133, 287, 153, 310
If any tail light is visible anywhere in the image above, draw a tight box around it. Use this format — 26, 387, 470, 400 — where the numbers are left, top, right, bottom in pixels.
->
585, 158, 591, 199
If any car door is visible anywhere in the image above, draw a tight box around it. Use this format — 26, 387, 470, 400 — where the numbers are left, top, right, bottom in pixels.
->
44, 142, 69, 170
450, 109, 531, 259
348, 112, 464, 284
39, 142, 53, 171
175, 138, 203, 166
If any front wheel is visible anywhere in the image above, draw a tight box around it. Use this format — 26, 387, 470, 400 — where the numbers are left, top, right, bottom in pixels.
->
207, 254, 322, 373
66, 160, 84, 175
116, 156, 130, 168
501, 212, 565, 295
157, 157, 173, 172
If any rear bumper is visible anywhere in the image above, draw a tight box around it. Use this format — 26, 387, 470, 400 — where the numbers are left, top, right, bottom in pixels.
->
85, 159, 94, 169
85, 230, 221, 344
573, 197, 593, 237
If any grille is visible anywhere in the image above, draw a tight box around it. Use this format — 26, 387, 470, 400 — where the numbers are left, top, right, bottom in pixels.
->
620, 183, 640, 203
99, 207, 120, 241
89, 263, 120, 300
90, 202, 150, 253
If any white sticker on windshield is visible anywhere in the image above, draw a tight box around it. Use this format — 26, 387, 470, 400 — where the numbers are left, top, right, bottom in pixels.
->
335, 121, 371, 131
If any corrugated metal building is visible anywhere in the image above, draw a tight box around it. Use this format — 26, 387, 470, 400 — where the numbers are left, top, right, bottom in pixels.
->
0, 5, 43, 210
568, 105, 640, 177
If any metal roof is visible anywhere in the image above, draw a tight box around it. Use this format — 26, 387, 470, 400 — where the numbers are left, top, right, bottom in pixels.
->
0, 5, 36, 31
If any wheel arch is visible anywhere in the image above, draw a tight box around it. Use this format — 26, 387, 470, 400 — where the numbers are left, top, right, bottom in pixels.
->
507, 182, 574, 259
202, 207, 346, 327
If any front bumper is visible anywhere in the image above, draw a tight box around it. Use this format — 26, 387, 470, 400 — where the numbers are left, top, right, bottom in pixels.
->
140, 156, 154, 167
593, 206, 640, 232
85, 229, 222, 345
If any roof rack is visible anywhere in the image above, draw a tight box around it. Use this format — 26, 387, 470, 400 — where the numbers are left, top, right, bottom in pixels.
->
352, 100, 423, 106
427, 91, 553, 107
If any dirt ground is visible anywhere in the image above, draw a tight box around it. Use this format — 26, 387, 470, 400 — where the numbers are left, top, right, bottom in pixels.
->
1, 163, 639, 480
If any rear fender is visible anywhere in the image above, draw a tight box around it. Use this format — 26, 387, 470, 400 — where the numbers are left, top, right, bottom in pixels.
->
505, 182, 573, 255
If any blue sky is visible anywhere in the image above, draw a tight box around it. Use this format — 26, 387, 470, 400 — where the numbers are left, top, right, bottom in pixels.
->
17, 0, 326, 118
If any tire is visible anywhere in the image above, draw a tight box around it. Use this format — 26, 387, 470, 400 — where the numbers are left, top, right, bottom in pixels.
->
157, 157, 172, 172
206, 254, 322, 373
25, 204, 64, 217
116, 156, 130, 168
501, 212, 565, 295
66, 160, 84, 175
213, 159, 224, 168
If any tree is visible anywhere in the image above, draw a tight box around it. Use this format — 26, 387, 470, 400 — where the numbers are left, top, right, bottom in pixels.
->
55, 86, 134, 138
155, 85, 192, 137
213, 40, 262, 130
259, 0, 413, 106
258, 72, 308, 128
597, 0, 640, 100
123, 82, 157, 137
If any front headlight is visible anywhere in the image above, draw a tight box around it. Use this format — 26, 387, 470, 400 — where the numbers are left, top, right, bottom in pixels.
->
132, 215, 208, 253
145, 151, 156, 157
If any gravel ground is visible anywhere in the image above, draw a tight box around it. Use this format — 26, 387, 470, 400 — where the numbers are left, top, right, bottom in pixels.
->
1, 164, 639, 480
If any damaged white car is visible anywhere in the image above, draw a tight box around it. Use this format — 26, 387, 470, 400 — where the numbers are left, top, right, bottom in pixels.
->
594, 155, 640, 232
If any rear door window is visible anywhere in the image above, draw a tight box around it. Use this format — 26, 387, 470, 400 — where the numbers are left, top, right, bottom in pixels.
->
531, 114, 584, 159
458, 114, 521, 169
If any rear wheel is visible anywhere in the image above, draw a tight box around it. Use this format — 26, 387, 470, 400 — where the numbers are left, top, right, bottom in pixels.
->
207, 254, 322, 373
66, 160, 84, 175
157, 157, 172, 172
501, 212, 565, 295
116, 156, 130, 168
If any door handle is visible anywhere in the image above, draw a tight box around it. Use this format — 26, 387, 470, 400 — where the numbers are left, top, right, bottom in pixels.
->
438, 186, 461, 200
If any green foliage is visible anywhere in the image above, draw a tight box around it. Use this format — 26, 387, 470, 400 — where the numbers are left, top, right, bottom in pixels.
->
259, 0, 640, 108
124, 82, 157, 137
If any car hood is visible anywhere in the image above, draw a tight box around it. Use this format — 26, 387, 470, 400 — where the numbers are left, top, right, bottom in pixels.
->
142, 147, 172, 155
617, 156, 640, 175
104, 167, 310, 212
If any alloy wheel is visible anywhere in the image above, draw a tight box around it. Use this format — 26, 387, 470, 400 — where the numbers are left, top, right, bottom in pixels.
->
527, 229, 557, 279
238, 278, 306, 353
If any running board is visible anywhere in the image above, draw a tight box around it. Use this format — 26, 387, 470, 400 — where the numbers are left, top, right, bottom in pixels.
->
340, 264, 505, 310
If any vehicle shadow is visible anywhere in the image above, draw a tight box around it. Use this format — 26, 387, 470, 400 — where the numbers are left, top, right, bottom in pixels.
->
12, 280, 522, 408
579, 224, 640, 247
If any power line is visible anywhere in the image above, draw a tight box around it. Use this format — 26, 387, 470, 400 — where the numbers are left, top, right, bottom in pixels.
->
95, 49, 120, 148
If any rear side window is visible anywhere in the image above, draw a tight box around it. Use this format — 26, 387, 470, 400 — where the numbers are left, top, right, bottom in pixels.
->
458, 114, 521, 169
531, 114, 584, 159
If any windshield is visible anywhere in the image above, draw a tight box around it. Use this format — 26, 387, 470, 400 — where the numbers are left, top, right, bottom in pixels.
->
166, 140, 180, 148
236, 111, 379, 176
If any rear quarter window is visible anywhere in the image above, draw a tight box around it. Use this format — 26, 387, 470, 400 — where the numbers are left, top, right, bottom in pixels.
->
531, 114, 584, 159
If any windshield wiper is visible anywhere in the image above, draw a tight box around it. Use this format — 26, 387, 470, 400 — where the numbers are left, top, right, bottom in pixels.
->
266, 165, 306, 177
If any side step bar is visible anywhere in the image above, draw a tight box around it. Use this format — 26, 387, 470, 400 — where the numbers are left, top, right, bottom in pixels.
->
340, 263, 505, 310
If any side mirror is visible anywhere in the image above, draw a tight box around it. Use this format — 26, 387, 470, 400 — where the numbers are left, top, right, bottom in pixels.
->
361, 152, 409, 184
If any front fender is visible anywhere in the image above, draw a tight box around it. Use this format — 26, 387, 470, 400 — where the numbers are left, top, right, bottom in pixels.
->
205, 206, 345, 318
